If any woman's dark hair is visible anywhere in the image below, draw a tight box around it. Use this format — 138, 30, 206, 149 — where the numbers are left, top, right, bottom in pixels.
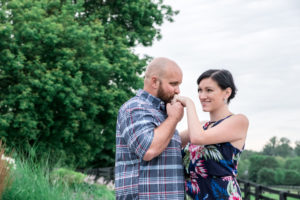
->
196, 69, 237, 104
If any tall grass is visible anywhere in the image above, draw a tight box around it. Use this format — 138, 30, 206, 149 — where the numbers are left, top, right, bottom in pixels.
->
0, 141, 13, 198
1, 152, 114, 200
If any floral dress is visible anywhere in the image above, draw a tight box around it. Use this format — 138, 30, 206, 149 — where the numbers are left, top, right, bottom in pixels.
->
182, 115, 243, 200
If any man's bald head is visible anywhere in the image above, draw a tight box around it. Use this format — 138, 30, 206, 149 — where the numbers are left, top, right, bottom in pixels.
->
144, 57, 180, 80
143, 57, 182, 102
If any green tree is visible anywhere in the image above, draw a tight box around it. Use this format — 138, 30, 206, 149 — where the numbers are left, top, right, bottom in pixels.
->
0, 0, 177, 168
274, 168, 285, 185
262, 137, 293, 157
294, 140, 300, 156
80, 0, 178, 47
284, 157, 300, 172
257, 167, 276, 185
237, 158, 250, 180
262, 136, 277, 156
240, 149, 258, 160
275, 137, 293, 157
283, 170, 300, 185
248, 154, 279, 182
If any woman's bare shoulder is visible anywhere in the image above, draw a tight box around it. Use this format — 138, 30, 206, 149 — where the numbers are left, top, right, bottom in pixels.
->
231, 114, 249, 126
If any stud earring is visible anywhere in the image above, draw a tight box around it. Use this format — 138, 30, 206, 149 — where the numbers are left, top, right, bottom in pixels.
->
224, 98, 228, 104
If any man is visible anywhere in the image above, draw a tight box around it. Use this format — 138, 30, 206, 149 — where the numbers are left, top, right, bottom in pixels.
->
115, 57, 185, 199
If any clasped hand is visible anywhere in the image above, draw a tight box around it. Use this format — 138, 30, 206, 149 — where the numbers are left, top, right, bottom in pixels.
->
167, 97, 184, 122
171, 95, 191, 107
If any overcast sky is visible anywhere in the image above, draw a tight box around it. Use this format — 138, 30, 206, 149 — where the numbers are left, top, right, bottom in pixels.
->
135, 0, 300, 151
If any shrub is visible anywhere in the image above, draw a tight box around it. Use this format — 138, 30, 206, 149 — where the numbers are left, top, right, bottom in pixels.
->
249, 154, 279, 182
50, 168, 86, 186
283, 169, 300, 185
284, 157, 300, 172
257, 167, 276, 185
237, 159, 250, 180
274, 168, 285, 185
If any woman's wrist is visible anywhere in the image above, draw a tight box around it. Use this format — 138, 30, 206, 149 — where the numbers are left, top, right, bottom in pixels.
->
185, 98, 194, 107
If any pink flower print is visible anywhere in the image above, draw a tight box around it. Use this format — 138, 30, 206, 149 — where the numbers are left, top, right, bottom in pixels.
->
190, 172, 200, 194
190, 171, 198, 179
229, 191, 242, 200
189, 144, 205, 164
195, 160, 208, 178
222, 176, 233, 182
185, 181, 188, 192
191, 179, 200, 194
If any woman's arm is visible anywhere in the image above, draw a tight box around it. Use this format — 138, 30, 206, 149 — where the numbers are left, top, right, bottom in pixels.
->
177, 96, 249, 146
179, 130, 189, 148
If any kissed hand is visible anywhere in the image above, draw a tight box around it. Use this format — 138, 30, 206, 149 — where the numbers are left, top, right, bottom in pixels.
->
174, 95, 191, 107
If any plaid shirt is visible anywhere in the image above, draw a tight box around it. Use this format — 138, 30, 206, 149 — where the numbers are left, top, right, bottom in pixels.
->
115, 90, 184, 200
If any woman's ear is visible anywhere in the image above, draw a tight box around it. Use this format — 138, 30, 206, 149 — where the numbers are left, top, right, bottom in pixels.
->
225, 87, 232, 99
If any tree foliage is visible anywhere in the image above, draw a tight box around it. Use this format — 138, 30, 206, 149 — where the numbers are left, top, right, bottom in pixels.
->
284, 157, 300, 172
276, 137, 293, 157
262, 136, 277, 156
274, 168, 285, 185
240, 137, 300, 185
81, 0, 178, 47
0, 0, 177, 168
248, 154, 279, 182
262, 136, 293, 157
257, 167, 276, 185
294, 140, 300, 156
283, 170, 300, 185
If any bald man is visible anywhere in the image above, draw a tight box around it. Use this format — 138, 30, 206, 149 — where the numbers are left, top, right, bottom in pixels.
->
115, 57, 185, 199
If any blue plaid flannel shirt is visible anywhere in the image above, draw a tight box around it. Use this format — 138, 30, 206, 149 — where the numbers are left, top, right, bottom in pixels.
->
115, 90, 184, 200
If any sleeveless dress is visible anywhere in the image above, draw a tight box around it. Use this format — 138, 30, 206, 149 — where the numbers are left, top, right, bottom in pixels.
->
182, 115, 243, 200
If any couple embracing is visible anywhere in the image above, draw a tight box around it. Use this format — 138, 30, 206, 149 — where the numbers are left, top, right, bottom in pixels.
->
115, 57, 249, 200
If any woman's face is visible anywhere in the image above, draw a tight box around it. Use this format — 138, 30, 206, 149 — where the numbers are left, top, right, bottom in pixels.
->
198, 78, 228, 112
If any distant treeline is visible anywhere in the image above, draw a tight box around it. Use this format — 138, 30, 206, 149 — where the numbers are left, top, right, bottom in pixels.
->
238, 136, 300, 186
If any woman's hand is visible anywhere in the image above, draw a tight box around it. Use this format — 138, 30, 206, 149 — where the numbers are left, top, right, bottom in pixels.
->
174, 95, 192, 107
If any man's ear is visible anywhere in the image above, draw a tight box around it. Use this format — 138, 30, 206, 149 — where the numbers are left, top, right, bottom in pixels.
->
151, 76, 160, 89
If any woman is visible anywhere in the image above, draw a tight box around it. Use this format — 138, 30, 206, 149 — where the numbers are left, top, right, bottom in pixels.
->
176, 69, 249, 200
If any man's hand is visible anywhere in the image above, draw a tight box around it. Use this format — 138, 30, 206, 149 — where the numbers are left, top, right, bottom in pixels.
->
166, 102, 184, 122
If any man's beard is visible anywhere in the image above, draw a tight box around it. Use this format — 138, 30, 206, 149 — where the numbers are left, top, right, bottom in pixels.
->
157, 84, 174, 103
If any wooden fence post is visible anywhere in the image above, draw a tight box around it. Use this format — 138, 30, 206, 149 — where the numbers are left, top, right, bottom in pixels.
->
244, 182, 250, 200
279, 191, 286, 200
255, 185, 261, 200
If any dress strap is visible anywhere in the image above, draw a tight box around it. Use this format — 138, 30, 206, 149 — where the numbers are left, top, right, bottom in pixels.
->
203, 114, 233, 129
211, 114, 233, 127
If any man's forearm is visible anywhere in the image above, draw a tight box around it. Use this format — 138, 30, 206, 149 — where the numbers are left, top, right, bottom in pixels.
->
143, 117, 178, 161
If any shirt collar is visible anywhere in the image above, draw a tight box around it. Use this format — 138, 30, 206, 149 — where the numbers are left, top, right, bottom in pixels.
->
137, 89, 166, 111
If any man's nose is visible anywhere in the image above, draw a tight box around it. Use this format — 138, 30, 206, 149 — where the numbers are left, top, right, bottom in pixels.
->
174, 86, 180, 94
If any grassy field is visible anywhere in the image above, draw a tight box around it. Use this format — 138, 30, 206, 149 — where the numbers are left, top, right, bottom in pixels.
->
1, 155, 115, 200
242, 190, 300, 200
244, 194, 299, 200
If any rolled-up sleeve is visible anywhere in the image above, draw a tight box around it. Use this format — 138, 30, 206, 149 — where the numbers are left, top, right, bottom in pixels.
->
123, 108, 155, 158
